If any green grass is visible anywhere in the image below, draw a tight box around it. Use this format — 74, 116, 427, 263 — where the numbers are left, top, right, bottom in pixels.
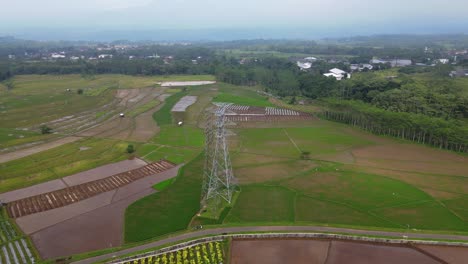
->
143, 146, 199, 164
153, 178, 175, 191
295, 195, 390, 227
0, 74, 214, 129
213, 93, 273, 107
152, 92, 188, 125
225, 185, 295, 223
285, 126, 373, 156
152, 125, 204, 148
374, 201, 468, 231
0, 138, 135, 193
0, 75, 115, 128
0, 127, 54, 149
136, 125, 204, 164
83, 86, 109, 96
127, 99, 161, 117
124, 154, 204, 242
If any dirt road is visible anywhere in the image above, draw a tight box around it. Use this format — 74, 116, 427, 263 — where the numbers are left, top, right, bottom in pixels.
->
72, 226, 468, 264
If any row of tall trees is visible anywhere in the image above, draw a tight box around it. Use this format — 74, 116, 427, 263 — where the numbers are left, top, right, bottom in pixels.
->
322, 99, 468, 153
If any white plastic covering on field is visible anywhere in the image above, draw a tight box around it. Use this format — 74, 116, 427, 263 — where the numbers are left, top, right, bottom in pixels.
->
171, 96, 198, 112
266, 107, 300, 116
159, 81, 216, 87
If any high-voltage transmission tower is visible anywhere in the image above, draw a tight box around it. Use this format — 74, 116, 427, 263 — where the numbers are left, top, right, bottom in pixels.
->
201, 103, 237, 210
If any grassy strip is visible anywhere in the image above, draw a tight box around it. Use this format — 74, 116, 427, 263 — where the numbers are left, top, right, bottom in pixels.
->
152, 91, 188, 125
0, 138, 136, 193
213, 93, 274, 107
127, 100, 161, 117
124, 154, 204, 242
153, 178, 175, 191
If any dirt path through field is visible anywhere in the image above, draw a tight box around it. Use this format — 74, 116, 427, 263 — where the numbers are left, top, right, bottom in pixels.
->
0, 136, 81, 164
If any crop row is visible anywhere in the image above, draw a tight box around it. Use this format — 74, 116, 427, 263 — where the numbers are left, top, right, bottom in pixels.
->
0, 239, 35, 264
122, 241, 225, 264
0, 221, 18, 244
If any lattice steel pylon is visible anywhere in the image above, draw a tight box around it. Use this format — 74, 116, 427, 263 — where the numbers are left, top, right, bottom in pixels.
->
201, 103, 237, 210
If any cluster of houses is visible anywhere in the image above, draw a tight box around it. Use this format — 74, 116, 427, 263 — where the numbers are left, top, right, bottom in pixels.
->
293, 52, 468, 81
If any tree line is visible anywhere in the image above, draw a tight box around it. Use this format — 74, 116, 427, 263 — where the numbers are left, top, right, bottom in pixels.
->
322, 99, 468, 153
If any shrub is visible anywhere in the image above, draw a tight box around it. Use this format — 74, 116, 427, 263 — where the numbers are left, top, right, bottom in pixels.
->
127, 144, 135, 154
40, 125, 52, 134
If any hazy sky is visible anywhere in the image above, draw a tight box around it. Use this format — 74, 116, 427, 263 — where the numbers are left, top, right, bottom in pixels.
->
1, 0, 468, 39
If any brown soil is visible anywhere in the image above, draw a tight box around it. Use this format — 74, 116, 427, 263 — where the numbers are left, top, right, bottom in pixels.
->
230, 153, 291, 167
320, 150, 356, 164
62, 159, 147, 186
418, 188, 462, 200
31, 189, 154, 260
127, 105, 161, 142
7, 160, 175, 218
79, 88, 161, 141
325, 241, 441, 264
345, 165, 468, 196
26, 165, 182, 259
230, 239, 329, 264
234, 160, 316, 184
0, 179, 67, 202
352, 144, 468, 176
230, 239, 458, 264
417, 245, 468, 264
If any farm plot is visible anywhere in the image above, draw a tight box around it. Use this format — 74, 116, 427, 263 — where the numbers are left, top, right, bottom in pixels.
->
0, 210, 35, 264
0, 138, 133, 194
230, 239, 455, 264
118, 241, 225, 264
6, 160, 175, 218
222, 119, 468, 233
222, 104, 315, 123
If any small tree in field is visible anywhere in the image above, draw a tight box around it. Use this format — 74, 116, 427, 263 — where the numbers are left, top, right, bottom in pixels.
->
77, 88, 84, 95
126, 144, 135, 154
300, 151, 311, 160
40, 125, 52, 134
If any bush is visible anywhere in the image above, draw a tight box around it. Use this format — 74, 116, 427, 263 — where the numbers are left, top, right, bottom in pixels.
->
77, 88, 83, 95
126, 144, 135, 154
300, 151, 310, 160
40, 125, 52, 134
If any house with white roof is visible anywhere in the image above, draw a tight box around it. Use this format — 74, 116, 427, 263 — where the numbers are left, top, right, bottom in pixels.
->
323, 68, 350, 81
297, 61, 312, 70
51, 53, 66, 59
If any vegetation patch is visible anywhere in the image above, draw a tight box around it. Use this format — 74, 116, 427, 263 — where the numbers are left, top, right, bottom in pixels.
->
127, 100, 161, 117
153, 178, 175, 191
152, 91, 188, 125
213, 93, 273, 107
373, 201, 468, 231
225, 185, 295, 223
125, 154, 204, 242
0, 138, 134, 193
295, 195, 392, 227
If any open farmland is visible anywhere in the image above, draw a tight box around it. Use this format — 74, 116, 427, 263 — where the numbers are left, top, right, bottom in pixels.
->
0, 209, 36, 264
2, 73, 468, 262
123, 82, 468, 244
0, 74, 214, 154
224, 120, 468, 233
230, 238, 466, 264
